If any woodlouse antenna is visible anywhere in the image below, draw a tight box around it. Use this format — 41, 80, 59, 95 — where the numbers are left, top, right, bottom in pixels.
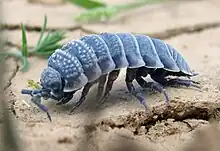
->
21, 88, 52, 122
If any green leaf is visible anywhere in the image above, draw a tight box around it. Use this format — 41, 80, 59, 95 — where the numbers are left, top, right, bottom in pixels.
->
74, 0, 167, 23
36, 43, 62, 52
32, 31, 65, 55
41, 31, 65, 47
66, 0, 106, 9
21, 23, 28, 57
74, 6, 117, 22
37, 15, 47, 46
41, 44, 62, 51
15, 15, 66, 72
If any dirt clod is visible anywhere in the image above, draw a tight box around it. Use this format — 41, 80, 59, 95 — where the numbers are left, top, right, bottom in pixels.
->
84, 124, 97, 133
57, 136, 73, 144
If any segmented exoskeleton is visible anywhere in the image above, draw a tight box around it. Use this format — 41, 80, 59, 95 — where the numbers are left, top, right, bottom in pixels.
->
21, 32, 200, 118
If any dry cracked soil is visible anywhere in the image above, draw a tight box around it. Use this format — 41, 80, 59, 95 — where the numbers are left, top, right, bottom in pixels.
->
1, 0, 220, 151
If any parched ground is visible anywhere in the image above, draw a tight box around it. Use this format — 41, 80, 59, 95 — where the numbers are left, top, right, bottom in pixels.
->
1, 0, 220, 151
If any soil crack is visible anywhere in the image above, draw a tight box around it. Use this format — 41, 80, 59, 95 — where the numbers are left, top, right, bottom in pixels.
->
3, 58, 19, 91
1, 24, 82, 32
141, 22, 220, 40
92, 100, 220, 136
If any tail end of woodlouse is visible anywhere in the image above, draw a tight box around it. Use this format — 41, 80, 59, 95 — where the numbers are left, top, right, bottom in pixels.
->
190, 69, 199, 76
187, 71, 199, 79
192, 72, 199, 76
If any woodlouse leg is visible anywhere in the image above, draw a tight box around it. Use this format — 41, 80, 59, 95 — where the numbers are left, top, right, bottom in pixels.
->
135, 76, 170, 106
125, 68, 148, 110
70, 74, 108, 112
163, 78, 201, 89
56, 92, 76, 105
70, 81, 97, 112
98, 69, 120, 106
96, 74, 108, 101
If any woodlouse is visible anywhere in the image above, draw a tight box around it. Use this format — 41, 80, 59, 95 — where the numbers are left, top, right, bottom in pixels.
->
21, 32, 200, 114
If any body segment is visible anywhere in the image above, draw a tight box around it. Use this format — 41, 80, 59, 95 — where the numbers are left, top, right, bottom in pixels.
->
115, 33, 145, 68
135, 34, 164, 68
80, 34, 116, 74
61, 39, 102, 82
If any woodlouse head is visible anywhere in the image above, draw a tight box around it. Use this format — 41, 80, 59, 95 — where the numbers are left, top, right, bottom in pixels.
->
40, 67, 64, 100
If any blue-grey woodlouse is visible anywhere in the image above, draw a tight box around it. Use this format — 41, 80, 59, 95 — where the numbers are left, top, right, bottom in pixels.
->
21, 32, 200, 115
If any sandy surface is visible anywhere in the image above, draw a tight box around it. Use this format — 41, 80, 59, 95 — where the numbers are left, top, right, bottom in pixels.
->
1, 0, 220, 151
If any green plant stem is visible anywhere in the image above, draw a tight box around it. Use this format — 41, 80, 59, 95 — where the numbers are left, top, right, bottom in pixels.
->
21, 23, 28, 57
74, 0, 167, 23
37, 15, 47, 46
66, 0, 106, 9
